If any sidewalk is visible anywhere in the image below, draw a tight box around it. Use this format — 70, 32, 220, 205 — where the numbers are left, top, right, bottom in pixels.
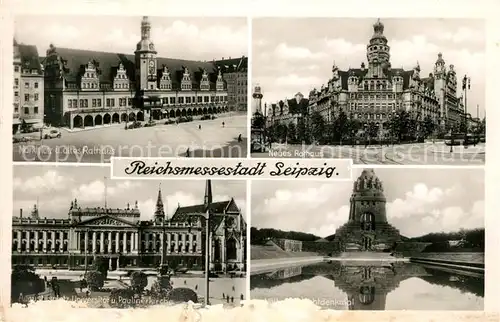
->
428, 144, 485, 155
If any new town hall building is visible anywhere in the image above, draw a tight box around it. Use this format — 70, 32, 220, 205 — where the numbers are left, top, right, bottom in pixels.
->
268, 19, 466, 133
12, 180, 247, 272
14, 16, 247, 130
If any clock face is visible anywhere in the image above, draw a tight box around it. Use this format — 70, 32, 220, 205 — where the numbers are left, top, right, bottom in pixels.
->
149, 44, 154, 50
149, 60, 155, 67
227, 217, 236, 227
149, 67, 155, 75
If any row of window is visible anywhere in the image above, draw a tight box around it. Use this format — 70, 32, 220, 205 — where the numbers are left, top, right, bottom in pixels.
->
14, 66, 39, 74
14, 92, 40, 102
14, 79, 40, 89
13, 104, 39, 115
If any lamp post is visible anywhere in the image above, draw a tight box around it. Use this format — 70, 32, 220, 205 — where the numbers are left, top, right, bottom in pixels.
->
203, 208, 211, 306
462, 75, 471, 148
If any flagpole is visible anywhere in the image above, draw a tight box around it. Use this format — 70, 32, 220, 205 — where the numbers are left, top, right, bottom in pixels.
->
204, 208, 210, 306
104, 176, 108, 209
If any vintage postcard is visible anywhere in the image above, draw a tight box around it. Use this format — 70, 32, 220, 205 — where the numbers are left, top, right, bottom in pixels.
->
12, 15, 248, 163
251, 18, 485, 165
250, 168, 484, 310
11, 165, 247, 308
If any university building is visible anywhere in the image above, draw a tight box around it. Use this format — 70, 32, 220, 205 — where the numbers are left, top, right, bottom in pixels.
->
268, 19, 467, 134
12, 180, 246, 272
39, 16, 234, 129
334, 169, 401, 251
13, 39, 45, 133
215, 56, 248, 111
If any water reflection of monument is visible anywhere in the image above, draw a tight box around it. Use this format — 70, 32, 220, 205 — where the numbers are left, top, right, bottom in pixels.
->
266, 266, 302, 279
335, 169, 401, 251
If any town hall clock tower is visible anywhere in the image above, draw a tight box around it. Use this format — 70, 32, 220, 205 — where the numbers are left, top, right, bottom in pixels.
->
135, 16, 158, 91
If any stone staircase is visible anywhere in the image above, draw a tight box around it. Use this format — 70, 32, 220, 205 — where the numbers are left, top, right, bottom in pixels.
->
340, 251, 396, 260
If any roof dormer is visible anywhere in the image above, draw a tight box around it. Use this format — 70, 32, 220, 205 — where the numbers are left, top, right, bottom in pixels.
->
216, 69, 224, 91
81, 60, 100, 90
200, 69, 210, 91
159, 65, 172, 90
181, 67, 192, 91
113, 62, 130, 91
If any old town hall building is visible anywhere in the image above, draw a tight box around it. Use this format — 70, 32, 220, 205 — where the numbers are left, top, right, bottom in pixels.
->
12, 180, 246, 272
269, 19, 466, 133
40, 17, 233, 129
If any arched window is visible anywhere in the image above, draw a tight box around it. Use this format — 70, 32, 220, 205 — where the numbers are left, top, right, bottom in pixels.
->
360, 212, 375, 231
226, 238, 237, 261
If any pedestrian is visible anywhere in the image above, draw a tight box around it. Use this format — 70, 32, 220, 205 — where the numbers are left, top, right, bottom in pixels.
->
184, 280, 187, 285
226, 296, 230, 303
232, 285, 235, 292
222, 292, 225, 299
222, 122, 225, 128
199, 124, 201, 130
186, 148, 190, 157
238, 134, 242, 143
231, 296, 234, 303
195, 284, 198, 290
240, 293, 244, 301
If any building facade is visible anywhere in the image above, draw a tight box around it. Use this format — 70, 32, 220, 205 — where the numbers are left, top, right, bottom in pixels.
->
13, 40, 45, 133
12, 180, 246, 272
265, 92, 309, 128
307, 19, 466, 133
41, 17, 230, 129
273, 238, 302, 252
215, 57, 248, 111
335, 169, 401, 251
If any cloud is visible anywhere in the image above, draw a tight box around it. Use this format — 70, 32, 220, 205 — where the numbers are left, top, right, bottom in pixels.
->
71, 180, 141, 204
253, 20, 485, 113
13, 170, 68, 193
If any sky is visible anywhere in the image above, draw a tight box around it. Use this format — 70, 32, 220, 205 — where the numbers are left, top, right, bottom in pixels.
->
14, 15, 247, 62
13, 165, 247, 221
252, 18, 485, 118
251, 168, 484, 238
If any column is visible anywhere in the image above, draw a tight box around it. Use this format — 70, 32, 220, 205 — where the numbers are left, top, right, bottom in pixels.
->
152, 233, 157, 252
123, 232, 127, 253
26, 231, 30, 252
115, 232, 120, 253
145, 233, 150, 252
134, 232, 138, 251
35, 231, 39, 252
43, 231, 47, 252
16, 231, 21, 251
84, 231, 89, 255
182, 234, 186, 253
108, 258, 112, 270
189, 234, 193, 253
59, 231, 64, 253
100, 232, 104, 253
52, 231, 56, 252
92, 232, 97, 253
167, 233, 171, 253
108, 231, 112, 253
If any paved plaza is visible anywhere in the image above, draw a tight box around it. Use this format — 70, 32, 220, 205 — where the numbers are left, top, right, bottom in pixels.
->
13, 114, 247, 162
253, 142, 485, 165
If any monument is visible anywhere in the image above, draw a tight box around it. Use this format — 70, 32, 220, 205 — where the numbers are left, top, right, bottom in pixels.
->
335, 169, 401, 252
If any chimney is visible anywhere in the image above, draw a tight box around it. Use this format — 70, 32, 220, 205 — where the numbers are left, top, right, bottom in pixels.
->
20, 208, 23, 218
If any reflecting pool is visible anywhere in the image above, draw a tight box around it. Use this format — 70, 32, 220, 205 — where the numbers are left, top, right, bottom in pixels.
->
250, 261, 483, 310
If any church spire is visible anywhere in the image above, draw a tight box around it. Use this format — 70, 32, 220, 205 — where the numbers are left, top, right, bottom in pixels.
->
204, 179, 213, 207
154, 183, 165, 223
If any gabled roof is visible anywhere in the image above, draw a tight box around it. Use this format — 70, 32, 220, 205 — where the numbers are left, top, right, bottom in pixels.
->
76, 214, 138, 227
214, 56, 248, 73
48, 46, 225, 91
15, 43, 43, 73
170, 199, 238, 222
336, 67, 415, 91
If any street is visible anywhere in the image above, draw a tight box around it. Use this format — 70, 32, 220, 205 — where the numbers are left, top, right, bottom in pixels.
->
252, 142, 485, 165
13, 114, 247, 163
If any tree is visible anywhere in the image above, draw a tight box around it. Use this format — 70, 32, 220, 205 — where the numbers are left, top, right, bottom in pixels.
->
130, 271, 148, 294
333, 109, 349, 143
85, 271, 104, 291
287, 123, 297, 143
150, 279, 172, 303
366, 122, 379, 139
109, 288, 136, 308
11, 265, 45, 303
167, 287, 198, 304
92, 257, 108, 279
309, 111, 326, 143
422, 115, 436, 138
388, 109, 410, 141
252, 112, 265, 129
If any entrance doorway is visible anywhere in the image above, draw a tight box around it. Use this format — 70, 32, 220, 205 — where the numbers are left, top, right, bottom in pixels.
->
362, 236, 372, 251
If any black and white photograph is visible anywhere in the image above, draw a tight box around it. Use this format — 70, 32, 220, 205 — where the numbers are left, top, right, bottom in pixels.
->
11, 165, 247, 308
250, 168, 484, 310
13, 15, 248, 162
251, 18, 485, 165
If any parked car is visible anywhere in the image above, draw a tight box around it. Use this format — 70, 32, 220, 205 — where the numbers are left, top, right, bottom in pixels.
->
43, 128, 62, 139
